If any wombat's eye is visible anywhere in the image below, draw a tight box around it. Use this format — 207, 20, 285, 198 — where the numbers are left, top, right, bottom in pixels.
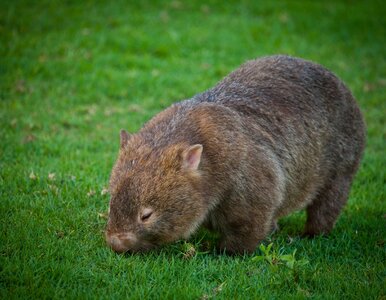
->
140, 208, 153, 222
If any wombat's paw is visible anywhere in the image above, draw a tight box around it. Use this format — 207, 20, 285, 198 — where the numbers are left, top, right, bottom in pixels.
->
302, 230, 317, 238
302, 228, 330, 238
303, 216, 335, 238
218, 239, 257, 255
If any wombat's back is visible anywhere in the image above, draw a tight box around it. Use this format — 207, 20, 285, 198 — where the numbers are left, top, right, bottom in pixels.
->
193, 55, 365, 215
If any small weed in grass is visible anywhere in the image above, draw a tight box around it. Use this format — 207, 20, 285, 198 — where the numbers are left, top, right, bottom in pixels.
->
252, 243, 309, 270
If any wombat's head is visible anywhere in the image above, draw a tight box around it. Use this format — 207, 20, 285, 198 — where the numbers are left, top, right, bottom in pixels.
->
105, 130, 207, 253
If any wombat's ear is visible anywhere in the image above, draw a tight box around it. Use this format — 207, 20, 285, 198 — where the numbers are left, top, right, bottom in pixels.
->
120, 129, 131, 149
182, 144, 203, 170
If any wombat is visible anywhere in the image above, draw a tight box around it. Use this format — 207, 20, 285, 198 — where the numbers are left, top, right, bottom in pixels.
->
105, 55, 365, 254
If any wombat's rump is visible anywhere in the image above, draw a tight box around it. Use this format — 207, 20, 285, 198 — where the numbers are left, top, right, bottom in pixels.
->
106, 55, 365, 254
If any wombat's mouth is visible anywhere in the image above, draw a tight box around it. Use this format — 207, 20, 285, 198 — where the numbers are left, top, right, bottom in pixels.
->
105, 231, 156, 253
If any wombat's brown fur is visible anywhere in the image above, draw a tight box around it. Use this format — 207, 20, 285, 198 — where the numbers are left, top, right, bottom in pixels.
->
105, 55, 365, 254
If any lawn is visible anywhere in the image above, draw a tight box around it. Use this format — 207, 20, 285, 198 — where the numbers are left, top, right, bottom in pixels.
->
0, 0, 385, 299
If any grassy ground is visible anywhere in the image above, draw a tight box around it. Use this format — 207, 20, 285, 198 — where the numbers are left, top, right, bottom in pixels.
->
1, 0, 385, 299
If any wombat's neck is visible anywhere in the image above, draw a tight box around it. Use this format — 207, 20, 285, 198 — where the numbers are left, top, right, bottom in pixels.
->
139, 99, 206, 148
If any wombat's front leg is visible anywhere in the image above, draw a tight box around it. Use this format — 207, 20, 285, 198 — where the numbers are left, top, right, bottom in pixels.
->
216, 203, 275, 254
304, 174, 353, 236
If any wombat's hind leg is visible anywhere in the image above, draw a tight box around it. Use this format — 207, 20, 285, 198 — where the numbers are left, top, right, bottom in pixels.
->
304, 175, 353, 236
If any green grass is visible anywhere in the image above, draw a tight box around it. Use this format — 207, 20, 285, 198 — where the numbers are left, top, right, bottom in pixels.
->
1, 0, 385, 299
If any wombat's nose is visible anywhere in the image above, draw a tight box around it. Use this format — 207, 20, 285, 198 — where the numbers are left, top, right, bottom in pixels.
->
106, 232, 137, 253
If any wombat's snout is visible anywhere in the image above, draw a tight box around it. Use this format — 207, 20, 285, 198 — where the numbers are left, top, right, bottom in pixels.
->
105, 232, 138, 253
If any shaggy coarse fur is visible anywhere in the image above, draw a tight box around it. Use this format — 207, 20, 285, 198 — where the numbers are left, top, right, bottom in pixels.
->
105, 55, 366, 254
